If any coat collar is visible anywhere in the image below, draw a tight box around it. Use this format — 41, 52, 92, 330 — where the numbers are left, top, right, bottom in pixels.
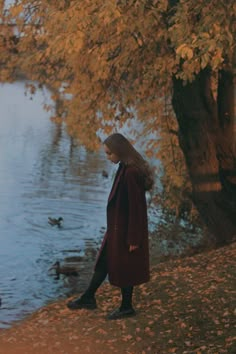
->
108, 162, 125, 203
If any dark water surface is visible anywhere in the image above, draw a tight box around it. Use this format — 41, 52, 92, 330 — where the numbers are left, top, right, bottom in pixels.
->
0, 82, 115, 328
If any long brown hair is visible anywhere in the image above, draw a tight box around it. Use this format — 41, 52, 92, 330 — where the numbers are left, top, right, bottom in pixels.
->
103, 133, 154, 191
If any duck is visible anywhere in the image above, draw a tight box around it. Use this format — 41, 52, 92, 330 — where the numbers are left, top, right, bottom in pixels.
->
49, 261, 79, 279
48, 217, 63, 227
102, 170, 109, 178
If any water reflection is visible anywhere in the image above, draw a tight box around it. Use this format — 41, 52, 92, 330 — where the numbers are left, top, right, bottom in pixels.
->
0, 82, 114, 328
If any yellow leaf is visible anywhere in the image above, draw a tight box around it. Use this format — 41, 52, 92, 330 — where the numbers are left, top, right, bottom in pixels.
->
201, 53, 209, 69
176, 44, 193, 60
9, 4, 23, 17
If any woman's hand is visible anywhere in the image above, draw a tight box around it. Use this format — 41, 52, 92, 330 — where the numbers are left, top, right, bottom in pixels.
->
129, 245, 139, 252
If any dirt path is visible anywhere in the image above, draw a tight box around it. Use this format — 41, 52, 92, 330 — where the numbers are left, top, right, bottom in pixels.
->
0, 242, 235, 354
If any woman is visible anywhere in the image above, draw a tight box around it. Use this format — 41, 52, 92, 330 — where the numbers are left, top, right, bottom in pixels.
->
67, 133, 154, 320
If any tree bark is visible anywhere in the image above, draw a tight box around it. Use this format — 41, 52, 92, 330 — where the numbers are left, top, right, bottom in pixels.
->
217, 70, 236, 190
172, 69, 236, 244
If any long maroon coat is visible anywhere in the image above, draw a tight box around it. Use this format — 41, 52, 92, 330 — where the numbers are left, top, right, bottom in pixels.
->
96, 163, 150, 288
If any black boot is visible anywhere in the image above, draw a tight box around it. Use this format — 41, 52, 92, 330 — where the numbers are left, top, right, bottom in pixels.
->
67, 294, 97, 310
107, 286, 136, 320
107, 307, 136, 320
67, 244, 108, 310
67, 263, 107, 310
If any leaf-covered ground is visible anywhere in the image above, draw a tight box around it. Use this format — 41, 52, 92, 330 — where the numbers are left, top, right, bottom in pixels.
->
0, 242, 235, 354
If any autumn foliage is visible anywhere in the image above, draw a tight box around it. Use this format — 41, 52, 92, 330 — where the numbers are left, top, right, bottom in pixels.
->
1, 0, 236, 241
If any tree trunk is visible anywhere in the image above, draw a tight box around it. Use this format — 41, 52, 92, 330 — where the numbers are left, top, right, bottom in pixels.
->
217, 70, 236, 190
172, 69, 236, 244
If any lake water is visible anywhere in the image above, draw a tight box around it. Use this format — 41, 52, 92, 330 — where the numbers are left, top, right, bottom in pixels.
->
0, 82, 116, 328
0, 81, 202, 330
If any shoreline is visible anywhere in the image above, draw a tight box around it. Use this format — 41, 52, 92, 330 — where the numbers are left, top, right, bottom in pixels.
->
0, 224, 212, 332
0, 242, 235, 353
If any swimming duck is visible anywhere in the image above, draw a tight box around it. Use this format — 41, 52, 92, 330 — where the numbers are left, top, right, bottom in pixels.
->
102, 170, 108, 178
48, 217, 63, 227
49, 261, 79, 279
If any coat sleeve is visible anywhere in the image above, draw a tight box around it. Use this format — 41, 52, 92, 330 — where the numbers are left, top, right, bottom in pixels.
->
125, 167, 147, 246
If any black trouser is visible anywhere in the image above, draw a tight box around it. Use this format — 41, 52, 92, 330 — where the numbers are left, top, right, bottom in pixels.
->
83, 244, 134, 310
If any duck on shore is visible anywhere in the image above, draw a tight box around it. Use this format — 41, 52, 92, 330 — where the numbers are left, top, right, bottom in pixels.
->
48, 217, 63, 228
49, 261, 79, 280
